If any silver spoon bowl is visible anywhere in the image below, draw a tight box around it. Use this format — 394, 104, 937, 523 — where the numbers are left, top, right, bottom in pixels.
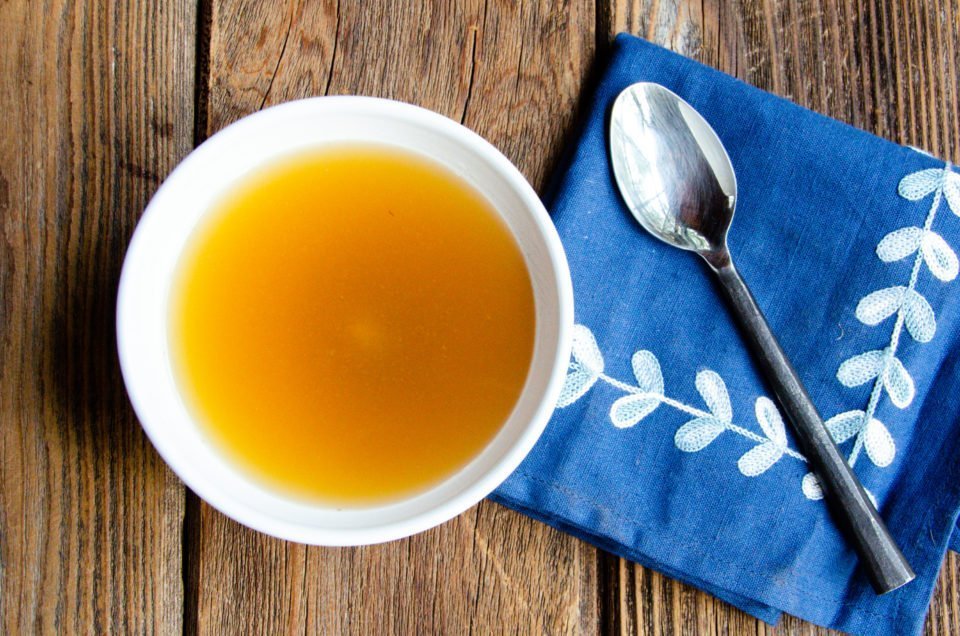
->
609, 82, 914, 594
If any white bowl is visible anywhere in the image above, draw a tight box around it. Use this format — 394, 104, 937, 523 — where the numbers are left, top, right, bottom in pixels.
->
117, 96, 573, 545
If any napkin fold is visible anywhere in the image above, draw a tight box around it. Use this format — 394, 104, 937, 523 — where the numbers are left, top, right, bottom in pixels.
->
491, 34, 960, 635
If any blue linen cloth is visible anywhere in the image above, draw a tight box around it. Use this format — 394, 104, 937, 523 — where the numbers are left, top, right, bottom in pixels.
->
491, 34, 960, 635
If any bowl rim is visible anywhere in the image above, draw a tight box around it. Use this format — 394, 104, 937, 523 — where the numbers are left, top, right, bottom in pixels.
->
116, 96, 573, 545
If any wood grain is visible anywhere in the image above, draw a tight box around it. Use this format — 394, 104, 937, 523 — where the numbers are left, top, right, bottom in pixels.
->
604, 0, 960, 633
3, 0, 957, 633
194, 2, 599, 634
0, 0, 195, 632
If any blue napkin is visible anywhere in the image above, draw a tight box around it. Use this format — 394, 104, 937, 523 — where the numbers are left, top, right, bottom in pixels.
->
491, 34, 960, 635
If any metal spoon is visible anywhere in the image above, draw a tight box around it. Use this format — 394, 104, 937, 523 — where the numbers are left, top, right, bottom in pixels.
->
609, 82, 915, 594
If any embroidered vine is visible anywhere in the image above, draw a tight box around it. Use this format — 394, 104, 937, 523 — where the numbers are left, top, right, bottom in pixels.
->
560, 324, 876, 502
559, 325, 808, 478
799, 164, 960, 499
557, 163, 959, 500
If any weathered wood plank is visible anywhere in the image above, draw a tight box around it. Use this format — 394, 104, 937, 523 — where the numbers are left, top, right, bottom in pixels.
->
603, 0, 960, 633
195, 1, 599, 633
927, 551, 960, 636
5, 0, 956, 634
0, 0, 195, 632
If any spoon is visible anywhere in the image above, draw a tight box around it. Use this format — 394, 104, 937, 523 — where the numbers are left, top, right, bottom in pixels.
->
609, 82, 915, 594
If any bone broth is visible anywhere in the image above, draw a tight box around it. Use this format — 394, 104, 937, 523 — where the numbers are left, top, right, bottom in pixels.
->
168, 145, 536, 505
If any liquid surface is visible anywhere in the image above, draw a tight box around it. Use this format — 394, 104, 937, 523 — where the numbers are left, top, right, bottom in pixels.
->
169, 145, 535, 505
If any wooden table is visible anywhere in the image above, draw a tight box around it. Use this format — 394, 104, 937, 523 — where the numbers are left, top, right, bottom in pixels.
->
3, 1, 958, 633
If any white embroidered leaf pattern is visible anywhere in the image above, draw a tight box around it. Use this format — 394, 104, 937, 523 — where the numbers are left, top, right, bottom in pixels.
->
864, 418, 896, 467
674, 417, 726, 452
802, 472, 824, 500
825, 410, 866, 443
556, 367, 598, 408
837, 349, 886, 387
694, 370, 732, 422
921, 231, 959, 281
877, 226, 923, 262
571, 324, 604, 374
609, 394, 660, 428
944, 170, 960, 216
631, 350, 664, 395
754, 397, 787, 446
883, 356, 915, 408
855, 286, 905, 325
829, 167, 959, 484
898, 168, 943, 201
737, 442, 784, 476
556, 325, 605, 407
865, 488, 879, 508
903, 289, 936, 343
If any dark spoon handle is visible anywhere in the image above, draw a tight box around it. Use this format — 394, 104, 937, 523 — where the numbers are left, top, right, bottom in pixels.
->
713, 261, 915, 595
